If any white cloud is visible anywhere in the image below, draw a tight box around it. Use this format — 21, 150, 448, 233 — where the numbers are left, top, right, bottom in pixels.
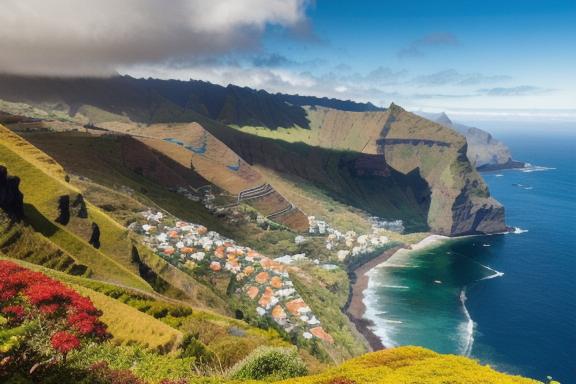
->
0, 0, 311, 77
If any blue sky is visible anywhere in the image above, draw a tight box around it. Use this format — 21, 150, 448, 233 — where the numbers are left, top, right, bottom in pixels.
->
259, 0, 576, 120
1, 0, 575, 121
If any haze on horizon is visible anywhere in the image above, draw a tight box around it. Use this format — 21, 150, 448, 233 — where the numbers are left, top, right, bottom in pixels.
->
1, 0, 575, 123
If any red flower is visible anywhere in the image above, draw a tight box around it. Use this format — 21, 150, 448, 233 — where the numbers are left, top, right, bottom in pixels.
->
68, 312, 98, 334
70, 296, 98, 315
25, 283, 73, 306
51, 331, 80, 353
39, 303, 61, 315
1, 260, 110, 344
0, 289, 17, 300
2, 305, 25, 318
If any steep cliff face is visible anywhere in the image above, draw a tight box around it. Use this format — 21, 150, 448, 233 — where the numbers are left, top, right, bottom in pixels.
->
465, 127, 525, 172
414, 111, 525, 171
300, 104, 508, 236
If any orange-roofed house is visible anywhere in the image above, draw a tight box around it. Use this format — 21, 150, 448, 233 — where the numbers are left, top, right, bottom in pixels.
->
255, 271, 269, 284
244, 265, 255, 275
214, 247, 225, 259
180, 247, 194, 254
285, 298, 308, 316
210, 262, 222, 271
310, 327, 334, 343
258, 294, 272, 308
263, 286, 274, 297
248, 286, 259, 299
168, 230, 179, 238
260, 258, 271, 268
197, 226, 207, 234
271, 305, 288, 323
270, 276, 283, 289
247, 249, 261, 258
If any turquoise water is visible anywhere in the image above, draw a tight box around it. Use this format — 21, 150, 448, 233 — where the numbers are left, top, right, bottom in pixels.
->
363, 123, 576, 383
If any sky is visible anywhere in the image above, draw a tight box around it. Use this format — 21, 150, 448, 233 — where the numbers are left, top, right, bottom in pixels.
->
1, 0, 575, 122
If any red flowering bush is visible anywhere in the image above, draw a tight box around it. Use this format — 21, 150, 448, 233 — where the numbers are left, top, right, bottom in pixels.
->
51, 331, 81, 353
0, 260, 110, 376
2, 305, 25, 319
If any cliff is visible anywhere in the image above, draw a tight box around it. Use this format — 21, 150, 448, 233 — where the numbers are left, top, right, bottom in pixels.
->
278, 104, 508, 236
414, 111, 525, 172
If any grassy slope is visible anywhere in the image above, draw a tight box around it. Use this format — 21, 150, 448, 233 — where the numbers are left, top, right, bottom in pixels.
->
0, 255, 181, 352
16, 130, 286, 254
0, 219, 89, 276
0, 125, 151, 291
73, 284, 183, 353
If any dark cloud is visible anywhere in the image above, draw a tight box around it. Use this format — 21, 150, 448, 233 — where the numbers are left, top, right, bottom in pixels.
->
0, 0, 313, 77
398, 32, 459, 59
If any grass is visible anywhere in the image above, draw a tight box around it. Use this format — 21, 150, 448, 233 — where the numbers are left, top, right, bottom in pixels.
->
0, 125, 151, 291
72, 284, 183, 353
0, 218, 89, 276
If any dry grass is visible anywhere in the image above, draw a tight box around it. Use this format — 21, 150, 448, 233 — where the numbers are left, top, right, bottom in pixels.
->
0, 125, 151, 291
72, 284, 183, 353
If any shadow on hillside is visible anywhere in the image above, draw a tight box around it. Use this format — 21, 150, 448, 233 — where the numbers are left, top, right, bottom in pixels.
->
24, 203, 59, 237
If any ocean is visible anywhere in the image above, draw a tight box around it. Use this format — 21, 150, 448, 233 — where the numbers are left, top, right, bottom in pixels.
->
363, 122, 576, 383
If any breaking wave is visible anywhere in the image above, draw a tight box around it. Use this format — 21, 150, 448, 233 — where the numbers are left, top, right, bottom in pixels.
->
521, 163, 556, 173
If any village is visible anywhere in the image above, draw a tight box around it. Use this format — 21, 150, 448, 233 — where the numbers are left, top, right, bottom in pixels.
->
136, 207, 400, 344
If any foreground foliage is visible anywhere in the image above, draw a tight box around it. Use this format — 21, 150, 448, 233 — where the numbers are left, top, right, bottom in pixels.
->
0, 260, 109, 379
275, 346, 543, 384
228, 346, 307, 381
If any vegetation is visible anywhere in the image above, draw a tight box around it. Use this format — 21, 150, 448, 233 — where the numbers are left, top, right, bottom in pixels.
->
0, 260, 109, 379
228, 346, 307, 381
0, 100, 542, 383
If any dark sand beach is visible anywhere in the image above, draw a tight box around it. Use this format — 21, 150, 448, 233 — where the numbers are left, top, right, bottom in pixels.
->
346, 246, 403, 351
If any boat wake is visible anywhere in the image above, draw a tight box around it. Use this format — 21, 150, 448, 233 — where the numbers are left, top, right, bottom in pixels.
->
450, 251, 505, 357
449, 251, 505, 278
459, 289, 475, 358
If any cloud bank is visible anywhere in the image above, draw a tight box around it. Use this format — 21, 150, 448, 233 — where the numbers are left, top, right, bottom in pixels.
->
0, 0, 312, 77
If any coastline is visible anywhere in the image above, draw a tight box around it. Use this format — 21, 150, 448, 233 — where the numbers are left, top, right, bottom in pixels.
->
346, 235, 450, 351
345, 245, 402, 351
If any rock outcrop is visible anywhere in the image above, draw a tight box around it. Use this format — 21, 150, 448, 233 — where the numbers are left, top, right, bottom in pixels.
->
55, 195, 70, 225
0, 165, 25, 222
88, 222, 101, 249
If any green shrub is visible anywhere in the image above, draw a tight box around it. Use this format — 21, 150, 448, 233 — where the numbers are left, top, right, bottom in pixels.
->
179, 333, 216, 366
228, 346, 307, 381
